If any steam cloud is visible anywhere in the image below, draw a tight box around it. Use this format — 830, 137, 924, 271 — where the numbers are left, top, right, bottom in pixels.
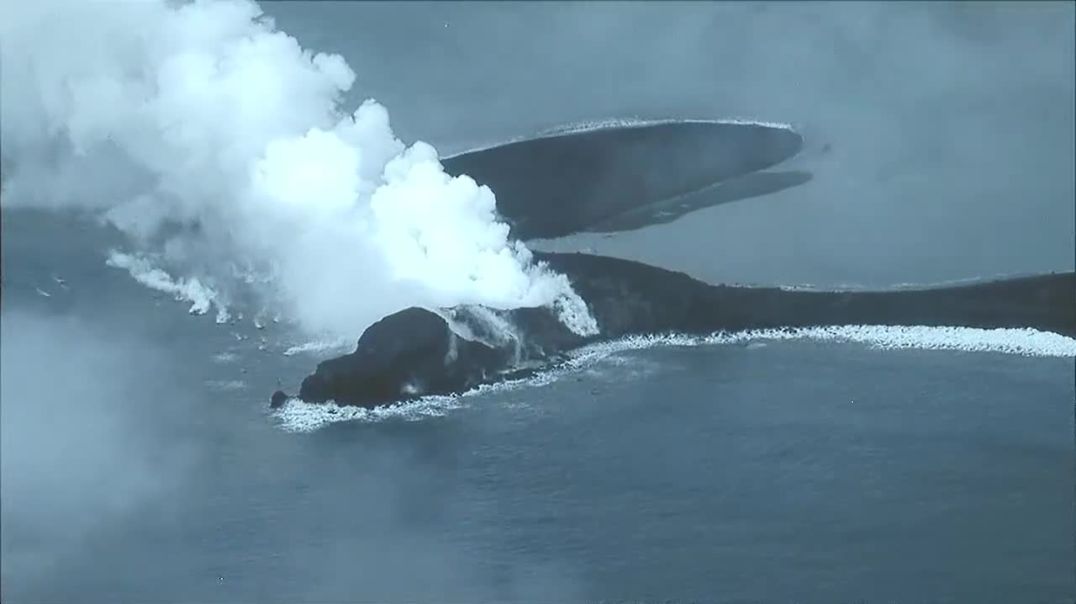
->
0, 0, 597, 339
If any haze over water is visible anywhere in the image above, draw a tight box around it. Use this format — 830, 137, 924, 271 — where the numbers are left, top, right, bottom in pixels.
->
2, 2, 1074, 602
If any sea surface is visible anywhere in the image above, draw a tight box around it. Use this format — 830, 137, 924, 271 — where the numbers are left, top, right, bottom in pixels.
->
2, 210, 1074, 603
3, 3, 1076, 603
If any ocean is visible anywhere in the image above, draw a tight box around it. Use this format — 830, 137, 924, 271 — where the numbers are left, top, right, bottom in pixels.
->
2, 208, 1074, 602
3, 2, 1075, 603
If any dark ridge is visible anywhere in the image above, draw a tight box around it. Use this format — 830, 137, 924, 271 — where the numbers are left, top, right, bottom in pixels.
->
441, 120, 804, 239
535, 253, 1076, 339
290, 252, 1075, 409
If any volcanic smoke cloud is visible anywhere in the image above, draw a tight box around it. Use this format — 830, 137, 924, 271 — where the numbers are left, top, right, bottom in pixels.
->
0, 0, 597, 339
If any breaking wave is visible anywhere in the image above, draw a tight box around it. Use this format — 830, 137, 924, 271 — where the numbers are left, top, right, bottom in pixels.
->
282, 338, 354, 357
272, 324, 1076, 432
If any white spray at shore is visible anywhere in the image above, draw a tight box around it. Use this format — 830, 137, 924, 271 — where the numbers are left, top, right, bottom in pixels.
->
0, 0, 597, 340
273, 324, 1076, 432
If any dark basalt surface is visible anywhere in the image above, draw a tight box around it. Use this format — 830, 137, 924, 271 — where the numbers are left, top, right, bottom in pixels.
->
441, 120, 806, 239
290, 251, 1075, 409
298, 307, 515, 406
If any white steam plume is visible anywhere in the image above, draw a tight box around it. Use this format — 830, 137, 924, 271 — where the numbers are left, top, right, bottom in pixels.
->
0, 0, 597, 339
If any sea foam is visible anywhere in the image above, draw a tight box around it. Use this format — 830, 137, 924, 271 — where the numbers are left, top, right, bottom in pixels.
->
272, 324, 1076, 432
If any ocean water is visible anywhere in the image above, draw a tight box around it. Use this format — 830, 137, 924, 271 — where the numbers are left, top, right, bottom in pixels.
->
2, 210, 1074, 603
4, 3, 1075, 602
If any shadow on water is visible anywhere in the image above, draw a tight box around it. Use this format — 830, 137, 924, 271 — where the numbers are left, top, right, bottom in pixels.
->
587, 169, 814, 234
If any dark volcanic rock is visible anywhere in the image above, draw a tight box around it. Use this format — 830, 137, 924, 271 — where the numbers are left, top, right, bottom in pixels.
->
298, 307, 520, 408
533, 252, 725, 337
536, 252, 1076, 338
269, 390, 289, 409
289, 252, 1075, 410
